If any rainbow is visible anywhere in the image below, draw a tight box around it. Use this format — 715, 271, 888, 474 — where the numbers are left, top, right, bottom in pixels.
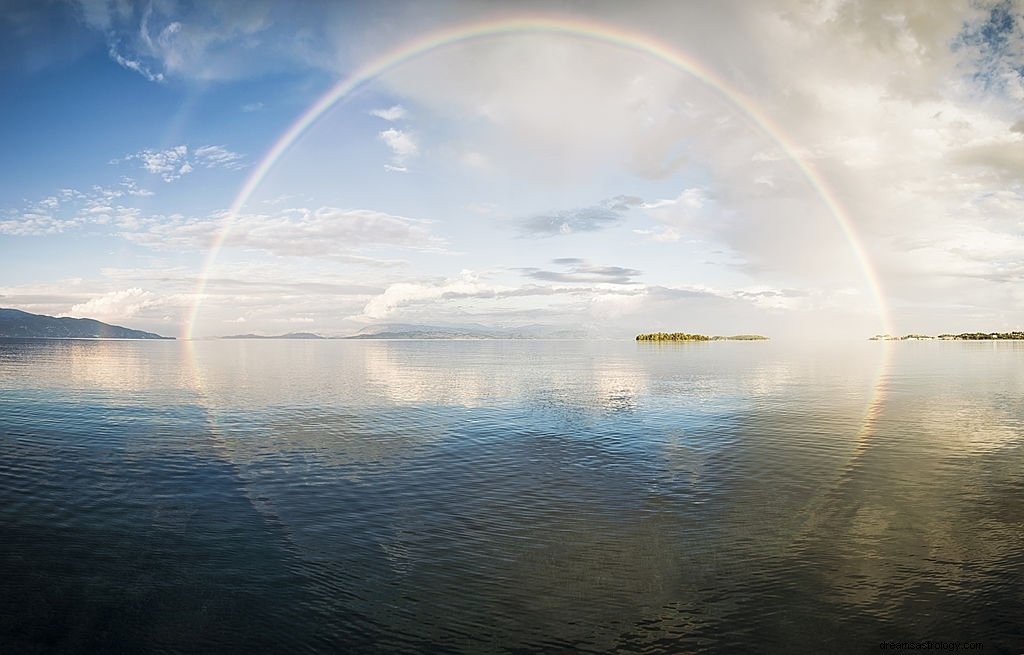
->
184, 13, 892, 338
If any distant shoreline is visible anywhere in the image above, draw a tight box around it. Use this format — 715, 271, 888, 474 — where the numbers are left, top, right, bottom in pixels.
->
870, 332, 1024, 341
0, 336, 174, 341
0, 308, 171, 340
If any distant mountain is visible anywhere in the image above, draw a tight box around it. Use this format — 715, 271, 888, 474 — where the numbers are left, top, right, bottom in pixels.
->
221, 332, 325, 340
340, 323, 587, 340
0, 308, 172, 339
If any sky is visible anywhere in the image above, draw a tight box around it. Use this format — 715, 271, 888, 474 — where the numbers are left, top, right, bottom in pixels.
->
1, 0, 1023, 339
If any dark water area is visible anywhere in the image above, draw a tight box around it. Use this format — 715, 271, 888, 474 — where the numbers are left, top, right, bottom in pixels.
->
1, 338, 1022, 653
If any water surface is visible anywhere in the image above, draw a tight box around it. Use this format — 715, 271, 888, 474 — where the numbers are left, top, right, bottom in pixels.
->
1, 339, 1021, 653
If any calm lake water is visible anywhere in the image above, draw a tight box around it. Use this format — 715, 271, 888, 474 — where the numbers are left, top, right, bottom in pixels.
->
1, 338, 1022, 654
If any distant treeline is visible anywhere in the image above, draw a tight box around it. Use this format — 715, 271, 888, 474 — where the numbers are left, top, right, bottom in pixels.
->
870, 332, 1024, 341
636, 332, 768, 342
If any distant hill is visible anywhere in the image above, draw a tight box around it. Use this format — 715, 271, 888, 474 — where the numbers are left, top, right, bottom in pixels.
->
0, 308, 172, 339
341, 323, 587, 340
221, 332, 325, 340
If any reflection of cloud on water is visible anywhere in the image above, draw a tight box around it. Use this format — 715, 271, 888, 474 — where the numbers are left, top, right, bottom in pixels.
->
590, 364, 648, 412
361, 341, 500, 407
0, 339, 191, 396
742, 360, 797, 397
361, 340, 650, 413
914, 403, 1021, 453
786, 344, 1024, 615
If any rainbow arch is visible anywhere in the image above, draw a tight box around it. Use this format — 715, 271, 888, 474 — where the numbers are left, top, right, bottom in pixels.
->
184, 14, 891, 338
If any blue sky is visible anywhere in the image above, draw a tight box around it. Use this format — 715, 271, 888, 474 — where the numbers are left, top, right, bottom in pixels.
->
2, 1, 1023, 338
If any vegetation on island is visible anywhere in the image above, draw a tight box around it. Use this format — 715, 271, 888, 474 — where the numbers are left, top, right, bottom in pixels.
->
870, 332, 1024, 341
635, 332, 768, 342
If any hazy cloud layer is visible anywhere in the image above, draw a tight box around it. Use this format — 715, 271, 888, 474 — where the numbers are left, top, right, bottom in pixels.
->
124, 207, 445, 261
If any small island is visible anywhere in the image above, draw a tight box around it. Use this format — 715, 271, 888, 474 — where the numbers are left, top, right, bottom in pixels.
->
636, 332, 768, 342
870, 332, 1024, 341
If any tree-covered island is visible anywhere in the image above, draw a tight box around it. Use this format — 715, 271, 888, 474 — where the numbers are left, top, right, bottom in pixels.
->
636, 332, 768, 341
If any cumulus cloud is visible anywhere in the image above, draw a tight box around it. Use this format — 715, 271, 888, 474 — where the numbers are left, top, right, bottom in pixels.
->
641, 188, 708, 210
356, 1, 1024, 329
355, 270, 643, 322
68, 287, 158, 320
127, 145, 190, 181
0, 180, 153, 236
348, 267, 865, 337
0, 213, 79, 236
378, 128, 419, 171
193, 145, 245, 170
119, 144, 245, 181
360, 270, 491, 320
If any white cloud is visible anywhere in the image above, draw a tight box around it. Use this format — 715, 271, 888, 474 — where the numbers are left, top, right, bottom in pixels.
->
370, 105, 407, 121
14, 2, 1024, 336
633, 227, 682, 243
361, 2, 1024, 333
348, 268, 870, 338
378, 128, 419, 168
193, 144, 246, 170
640, 188, 709, 210
108, 45, 164, 82
128, 145, 189, 181
0, 180, 154, 236
0, 213, 78, 236
121, 144, 245, 181
68, 288, 158, 321
358, 270, 524, 320
83, 262, 387, 338
118, 177, 154, 197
